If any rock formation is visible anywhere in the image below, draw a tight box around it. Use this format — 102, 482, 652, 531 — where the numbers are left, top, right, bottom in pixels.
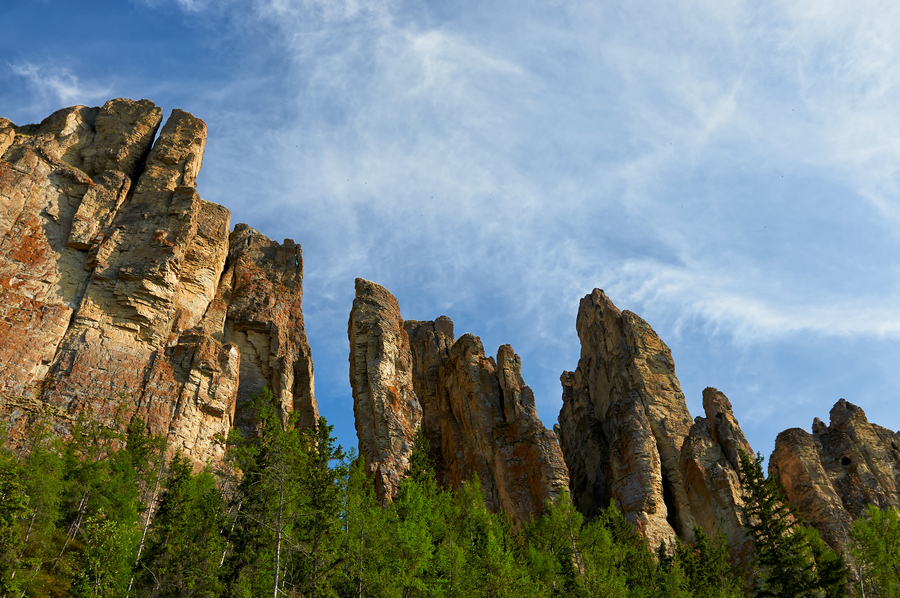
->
679, 388, 755, 561
0, 99, 317, 463
769, 399, 900, 551
557, 289, 751, 554
348, 279, 421, 499
349, 279, 569, 523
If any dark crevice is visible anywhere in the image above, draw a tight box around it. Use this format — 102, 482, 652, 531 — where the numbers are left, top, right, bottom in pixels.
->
661, 471, 681, 537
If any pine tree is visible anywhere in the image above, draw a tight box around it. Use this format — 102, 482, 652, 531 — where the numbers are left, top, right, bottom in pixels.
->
135, 454, 226, 597
224, 388, 305, 597
673, 527, 744, 598
736, 450, 847, 598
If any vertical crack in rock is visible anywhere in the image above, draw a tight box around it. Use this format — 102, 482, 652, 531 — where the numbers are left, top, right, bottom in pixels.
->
0, 100, 317, 464
349, 279, 568, 523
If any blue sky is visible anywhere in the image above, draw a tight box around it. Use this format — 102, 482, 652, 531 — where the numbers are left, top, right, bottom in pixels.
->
3, 0, 898, 460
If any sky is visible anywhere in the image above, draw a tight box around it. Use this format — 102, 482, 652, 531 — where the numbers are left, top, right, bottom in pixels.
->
2, 0, 899, 460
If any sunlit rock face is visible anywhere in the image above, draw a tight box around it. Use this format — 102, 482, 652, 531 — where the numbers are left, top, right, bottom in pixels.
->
349, 279, 569, 523
0, 99, 317, 464
769, 399, 900, 551
557, 289, 752, 555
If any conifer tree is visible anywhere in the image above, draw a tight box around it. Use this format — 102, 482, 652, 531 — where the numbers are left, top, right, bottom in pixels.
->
737, 450, 847, 598
135, 453, 226, 597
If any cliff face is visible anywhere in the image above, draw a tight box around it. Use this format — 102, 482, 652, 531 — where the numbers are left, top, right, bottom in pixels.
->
769, 399, 900, 550
557, 289, 751, 554
349, 279, 569, 523
0, 100, 317, 462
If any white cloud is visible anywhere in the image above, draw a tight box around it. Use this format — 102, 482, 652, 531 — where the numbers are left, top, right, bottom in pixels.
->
602, 257, 900, 342
9, 62, 113, 110
132, 0, 211, 12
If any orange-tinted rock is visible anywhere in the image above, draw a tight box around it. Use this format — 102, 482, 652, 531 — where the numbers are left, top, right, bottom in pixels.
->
0, 100, 317, 463
433, 335, 569, 523
349, 280, 569, 522
769, 399, 900, 550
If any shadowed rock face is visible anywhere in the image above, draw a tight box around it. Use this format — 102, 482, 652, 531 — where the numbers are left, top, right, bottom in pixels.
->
349, 279, 569, 523
0, 100, 317, 463
558, 290, 752, 555
769, 399, 900, 551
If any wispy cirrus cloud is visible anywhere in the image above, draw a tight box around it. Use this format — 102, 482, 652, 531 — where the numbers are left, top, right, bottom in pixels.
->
9, 62, 113, 113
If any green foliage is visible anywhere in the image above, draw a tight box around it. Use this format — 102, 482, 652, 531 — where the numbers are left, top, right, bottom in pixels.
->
672, 527, 744, 598
849, 505, 900, 598
0, 443, 29, 595
737, 450, 849, 598
0, 391, 878, 598
68, 510, 135, 598
135, 454, 226, 597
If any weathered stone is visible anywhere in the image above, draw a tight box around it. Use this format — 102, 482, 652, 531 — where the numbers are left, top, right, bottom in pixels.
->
350, 280, 569, 522
680, 388, 754, 562
0, 100, 317, 466
558, 289, 696, 548
405, 316, 454, 474
703, 387, 753, 469
79, 99, 163, 180
558, 290, 755, 556
769, 399, 900, 550
217, 224, 317, 430
349, 278, 420, 500
434, 334, 569, 523
0, 119, 14, 157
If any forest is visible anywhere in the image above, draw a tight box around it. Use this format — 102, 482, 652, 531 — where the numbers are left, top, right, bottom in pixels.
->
0, 390, 897, 598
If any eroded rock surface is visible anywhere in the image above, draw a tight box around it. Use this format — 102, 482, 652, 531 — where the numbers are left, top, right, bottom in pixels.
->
557, 290, 752, 554
0, 100, 317, 463
349, 279, 421, 500
769, 399, 900, 550
349, 279, 569, 522
679, 387, 754, 561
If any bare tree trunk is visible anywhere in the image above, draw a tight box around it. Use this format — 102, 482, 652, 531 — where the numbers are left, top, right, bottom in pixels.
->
52, 490, 89, 571
127, 448, 166, 595
221, 501, 242, 567
273, 455, 285, 598
10, 508, 38, 579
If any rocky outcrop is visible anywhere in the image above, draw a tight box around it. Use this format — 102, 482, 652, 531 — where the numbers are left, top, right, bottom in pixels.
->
349, 279, 569, 523
679, 388, 754, 561
349, 279, 421, 500
0, 100, 317, 462
558, 289, 752, 554
769, 399, 900, 550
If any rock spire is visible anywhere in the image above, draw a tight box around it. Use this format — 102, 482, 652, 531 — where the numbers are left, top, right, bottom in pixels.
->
349, 279, 569, 523
557, 289, 751, 555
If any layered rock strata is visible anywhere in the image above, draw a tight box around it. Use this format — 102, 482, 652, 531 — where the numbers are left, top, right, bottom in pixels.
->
557, 289, 751, 553
0, 100, 317, 462
769, 399, 900, 551
349, 279, 569, 523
